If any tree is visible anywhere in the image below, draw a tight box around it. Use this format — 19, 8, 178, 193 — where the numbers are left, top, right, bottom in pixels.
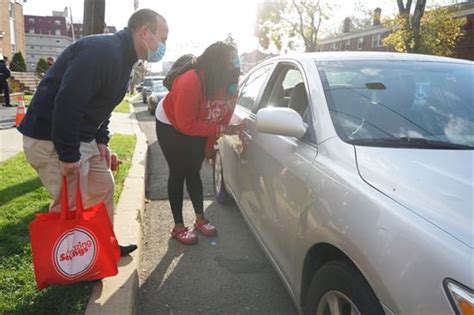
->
383, 0, 427, 53
225, 33, 237, 47
384, 7, 463, 56
36, 58, 49, 74
10, 52, 27, 72
256, 0, 331, 52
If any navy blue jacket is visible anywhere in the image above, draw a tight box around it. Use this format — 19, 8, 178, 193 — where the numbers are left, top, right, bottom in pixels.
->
0, 60, 10, 83
18, 29, 137, 162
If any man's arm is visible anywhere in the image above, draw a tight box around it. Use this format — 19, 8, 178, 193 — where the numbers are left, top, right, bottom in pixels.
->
96, 115, 111, 145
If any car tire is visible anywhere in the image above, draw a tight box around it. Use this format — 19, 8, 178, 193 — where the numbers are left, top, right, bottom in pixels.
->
305, 261, 384, 315
213, 149, 232, 204
148, 104, 155, 115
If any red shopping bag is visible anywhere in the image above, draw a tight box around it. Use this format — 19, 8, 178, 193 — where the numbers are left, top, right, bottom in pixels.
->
29, 176, 120, 290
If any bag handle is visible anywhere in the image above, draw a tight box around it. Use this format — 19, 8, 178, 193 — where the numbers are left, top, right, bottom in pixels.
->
60, 175, 85, 220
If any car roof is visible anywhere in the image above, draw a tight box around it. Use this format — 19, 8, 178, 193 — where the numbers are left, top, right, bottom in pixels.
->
265, 51, 473, 65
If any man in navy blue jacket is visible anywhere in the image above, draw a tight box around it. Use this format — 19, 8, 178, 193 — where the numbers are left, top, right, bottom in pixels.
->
18, 9, 168, 257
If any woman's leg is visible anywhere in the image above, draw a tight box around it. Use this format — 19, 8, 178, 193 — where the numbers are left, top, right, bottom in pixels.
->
156, 120, 188, 227
185, 137, 207, 219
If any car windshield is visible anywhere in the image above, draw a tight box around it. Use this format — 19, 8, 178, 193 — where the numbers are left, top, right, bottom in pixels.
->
152, 82, 167, 93
316, 60, 474, 148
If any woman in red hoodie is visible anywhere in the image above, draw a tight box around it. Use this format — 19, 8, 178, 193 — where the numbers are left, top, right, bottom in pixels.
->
155, 42, 243, 245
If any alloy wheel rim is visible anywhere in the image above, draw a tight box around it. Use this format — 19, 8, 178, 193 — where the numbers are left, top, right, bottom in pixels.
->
316, 291, 361, 315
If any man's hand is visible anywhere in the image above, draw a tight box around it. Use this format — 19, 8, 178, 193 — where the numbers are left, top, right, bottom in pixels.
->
60, 161, 80, 176
98, 143, 111, 169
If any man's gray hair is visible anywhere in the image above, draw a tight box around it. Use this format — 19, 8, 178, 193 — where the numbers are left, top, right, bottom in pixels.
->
127, 9, 166, 33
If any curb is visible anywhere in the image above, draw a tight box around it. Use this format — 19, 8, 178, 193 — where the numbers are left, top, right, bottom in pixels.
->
85, 102, 147, 315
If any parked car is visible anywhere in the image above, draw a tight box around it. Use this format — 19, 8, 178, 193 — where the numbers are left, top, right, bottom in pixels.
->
136, 82, 144, 93
147, 81, 169, 115
214, 52, 473, 315
141, 75, 164, 103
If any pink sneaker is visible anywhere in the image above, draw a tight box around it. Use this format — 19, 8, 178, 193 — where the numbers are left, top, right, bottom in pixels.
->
170, 227, 198, 245
194, 220, 217, 237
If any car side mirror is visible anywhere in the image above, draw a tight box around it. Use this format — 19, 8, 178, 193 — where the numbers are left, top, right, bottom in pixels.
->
256, 107, 307, 139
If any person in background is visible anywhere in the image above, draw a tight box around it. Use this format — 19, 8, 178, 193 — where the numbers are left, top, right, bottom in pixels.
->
155, 41, 243, 245
0, 55, 11, 107
47, 57, 55, 71
18, 9, 169, 256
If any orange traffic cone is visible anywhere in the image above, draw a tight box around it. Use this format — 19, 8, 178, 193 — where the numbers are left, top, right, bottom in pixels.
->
15, 96, 26, 127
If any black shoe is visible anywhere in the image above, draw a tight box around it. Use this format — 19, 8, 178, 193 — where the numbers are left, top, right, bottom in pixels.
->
3, 104, 13, 107
119, 244, 137, 257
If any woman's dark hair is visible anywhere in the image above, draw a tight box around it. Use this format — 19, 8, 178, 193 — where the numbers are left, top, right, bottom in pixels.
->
195, 41, 240, 100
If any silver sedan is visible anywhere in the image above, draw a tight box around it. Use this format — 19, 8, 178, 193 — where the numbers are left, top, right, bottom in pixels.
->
214, 52, 473, 315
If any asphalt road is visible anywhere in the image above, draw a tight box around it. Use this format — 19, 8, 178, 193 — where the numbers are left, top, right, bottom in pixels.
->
134, 102, 297, 315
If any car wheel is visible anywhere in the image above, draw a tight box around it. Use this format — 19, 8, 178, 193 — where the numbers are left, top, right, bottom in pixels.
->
305, 261, 384, 315
213, 149, 232, 204
148, 103, 155, 115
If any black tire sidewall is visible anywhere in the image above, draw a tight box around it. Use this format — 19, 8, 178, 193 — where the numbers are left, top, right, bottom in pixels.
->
305, 261, 384, 315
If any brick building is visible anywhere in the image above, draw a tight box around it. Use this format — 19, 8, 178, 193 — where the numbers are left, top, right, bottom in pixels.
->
0, 0, 26, 62
317, 1, 474, 61
24, 11, 117, 71
24, 14, 72, 71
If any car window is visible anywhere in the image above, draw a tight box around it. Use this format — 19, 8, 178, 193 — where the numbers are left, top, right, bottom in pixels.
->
264, 66, 308, 117
262, 64, 316, 143
317, 60, 474, 147
238, 65, 273, 110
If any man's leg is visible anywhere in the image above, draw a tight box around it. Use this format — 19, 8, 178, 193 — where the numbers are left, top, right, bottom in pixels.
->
83, 141, 136, 256
81, 141, 115, 222
4, 81, 10, 107
23, 136, 83, 212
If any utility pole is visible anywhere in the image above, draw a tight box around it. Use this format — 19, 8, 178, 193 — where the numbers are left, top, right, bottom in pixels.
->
83, 0, 106, 36
134, 0, 139, 11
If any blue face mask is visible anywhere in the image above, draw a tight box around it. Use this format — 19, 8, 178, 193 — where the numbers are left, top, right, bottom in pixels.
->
145, 29, 166, 63
228, 83, 238, 95
147, 42, 166, 63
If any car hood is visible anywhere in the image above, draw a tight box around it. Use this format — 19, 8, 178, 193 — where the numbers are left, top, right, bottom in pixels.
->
355, 146, 473, 248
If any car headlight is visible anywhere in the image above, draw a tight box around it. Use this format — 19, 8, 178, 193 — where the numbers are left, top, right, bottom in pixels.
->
444, 279, 474, 315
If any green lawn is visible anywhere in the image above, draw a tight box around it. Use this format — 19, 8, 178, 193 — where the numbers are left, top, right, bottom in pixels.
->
113, 99, 130, 113
0, 134, 136, 314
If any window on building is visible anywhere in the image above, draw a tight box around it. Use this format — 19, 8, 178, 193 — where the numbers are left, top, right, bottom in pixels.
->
372, 34, 382, 48
9, 2, 14, 18
29, 18, 35, 23
30, 46, 35, 49
345, 40, 351, 51
29, 28, 35, 34
358, 38, 364, 50
55, 20, 61, 26
55, 29, 61, 35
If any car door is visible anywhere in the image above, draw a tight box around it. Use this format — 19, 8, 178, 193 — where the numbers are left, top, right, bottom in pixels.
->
220, 63, 274, 217
242, 61, 318, 286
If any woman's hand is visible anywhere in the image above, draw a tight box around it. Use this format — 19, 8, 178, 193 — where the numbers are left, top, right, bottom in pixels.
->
221, 120, 247, 135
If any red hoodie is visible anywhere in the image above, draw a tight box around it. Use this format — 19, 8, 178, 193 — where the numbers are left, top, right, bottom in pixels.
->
163, 69, 236, 150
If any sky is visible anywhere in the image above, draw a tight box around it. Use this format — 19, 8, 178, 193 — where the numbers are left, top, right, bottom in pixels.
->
23, 0, 454, 70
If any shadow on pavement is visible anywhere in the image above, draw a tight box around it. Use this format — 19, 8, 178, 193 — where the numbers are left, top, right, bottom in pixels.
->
138, 200, 297, 315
